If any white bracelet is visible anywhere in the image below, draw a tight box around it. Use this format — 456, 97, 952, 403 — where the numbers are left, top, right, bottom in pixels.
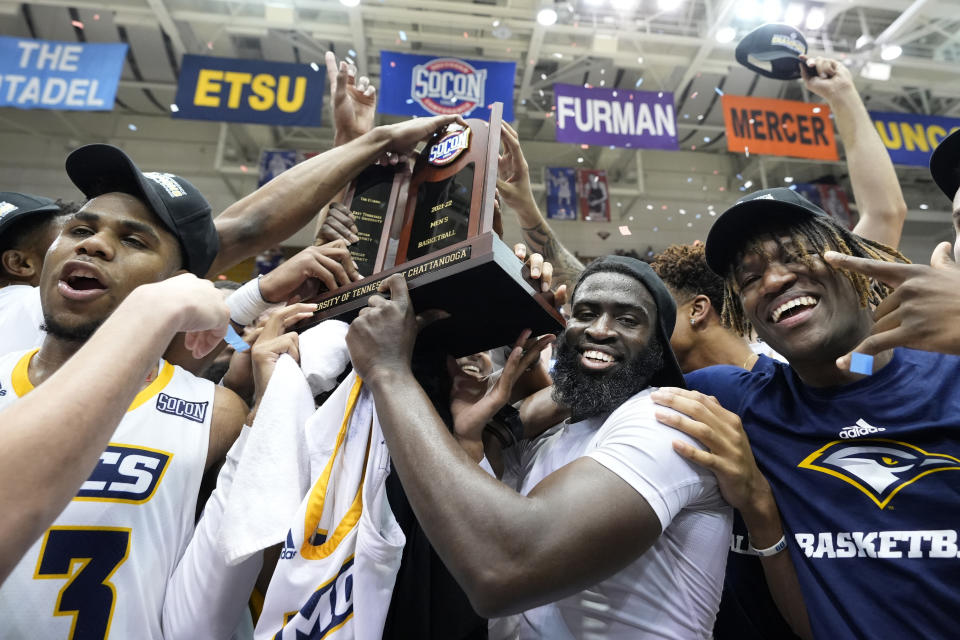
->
749, 534, 788, 557
226, 277, 274, 326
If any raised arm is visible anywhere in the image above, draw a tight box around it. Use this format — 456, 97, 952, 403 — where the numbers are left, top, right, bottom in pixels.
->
346, 276, 662, 617
801, 56, 907, 248
207, 113, 465, 276
0, 274, 229, 584
498, 122, 584, 289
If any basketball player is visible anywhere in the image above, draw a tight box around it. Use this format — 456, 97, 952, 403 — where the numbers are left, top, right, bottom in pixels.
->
0, 273, 229, 585
0, 145, 251, 639
346, 257, 732, 637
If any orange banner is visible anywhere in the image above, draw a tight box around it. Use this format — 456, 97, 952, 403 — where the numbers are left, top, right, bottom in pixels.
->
722, 95, 838, 161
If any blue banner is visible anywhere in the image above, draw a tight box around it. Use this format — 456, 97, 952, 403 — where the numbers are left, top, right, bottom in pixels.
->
258, 149, 299, 187
546, 168, 578, 220
379, 51, 515, 121
173, 54, 324, 126
0, 36, 126, 111
870, 111, 960, 167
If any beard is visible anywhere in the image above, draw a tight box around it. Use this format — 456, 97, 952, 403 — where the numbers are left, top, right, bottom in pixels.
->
40, 314, 103, 342
551, 330, 664, 421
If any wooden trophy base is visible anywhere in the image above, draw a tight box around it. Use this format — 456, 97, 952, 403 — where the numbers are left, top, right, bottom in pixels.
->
301, 232, 565, 357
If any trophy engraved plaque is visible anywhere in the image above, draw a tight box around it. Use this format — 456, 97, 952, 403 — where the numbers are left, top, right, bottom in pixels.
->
306, 103, 565, 357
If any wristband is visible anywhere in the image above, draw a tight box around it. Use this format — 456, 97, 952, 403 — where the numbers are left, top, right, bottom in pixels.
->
749, 534, 788, 557
226, 277, 275, 326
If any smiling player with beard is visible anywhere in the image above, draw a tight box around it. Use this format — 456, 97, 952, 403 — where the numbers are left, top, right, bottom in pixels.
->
345, 255, 732, 639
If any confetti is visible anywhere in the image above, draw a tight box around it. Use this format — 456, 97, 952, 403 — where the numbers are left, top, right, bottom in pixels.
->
849, 353, 874, 375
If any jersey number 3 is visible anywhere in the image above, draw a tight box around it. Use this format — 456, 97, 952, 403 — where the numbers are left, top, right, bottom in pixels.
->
34, 527, 132, 639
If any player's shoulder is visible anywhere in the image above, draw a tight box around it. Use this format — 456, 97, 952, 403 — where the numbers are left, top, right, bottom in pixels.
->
685, 360, 777, 411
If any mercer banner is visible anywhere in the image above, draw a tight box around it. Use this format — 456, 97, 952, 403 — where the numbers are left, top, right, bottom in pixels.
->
870, 111, 960, 167
722, 95, 838, 161
554, 84, 678, 150
173, 55, 324, 126
0, 36, 126, 111
379, 51, 515, 121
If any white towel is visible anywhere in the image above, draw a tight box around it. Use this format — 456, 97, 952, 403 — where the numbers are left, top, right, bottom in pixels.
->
217, 320, 353, 565
218, 354, 314, 565
299, 320, 350, 395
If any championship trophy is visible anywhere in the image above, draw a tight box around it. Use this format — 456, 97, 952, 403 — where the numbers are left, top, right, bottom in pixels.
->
304, 102, 565, 357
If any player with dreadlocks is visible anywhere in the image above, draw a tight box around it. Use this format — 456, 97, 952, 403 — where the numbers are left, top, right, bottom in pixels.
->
646, 187, 960, 640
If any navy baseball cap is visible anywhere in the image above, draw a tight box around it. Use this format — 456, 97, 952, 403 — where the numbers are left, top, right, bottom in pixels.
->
0, 192, 61, 240
65, 144, 219, 276
930, 129, 960, 203
735, 23, 808, 80
573, 255, 686, 389
705, 187, 828, 275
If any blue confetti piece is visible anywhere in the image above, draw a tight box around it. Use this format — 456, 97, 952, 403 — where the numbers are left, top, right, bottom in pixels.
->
225, 325, 250, 352
714, 87, 724, 96
849, 352, 873, 375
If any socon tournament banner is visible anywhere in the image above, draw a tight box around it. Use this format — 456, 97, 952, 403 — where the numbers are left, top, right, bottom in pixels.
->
554, 84, 678, 150
379, 51, 516, 121
174, 54, 324, 126
0, 36, 126, 111
870, 111, 960, 168
546, 167, 578, 220
578, 169, 611, 222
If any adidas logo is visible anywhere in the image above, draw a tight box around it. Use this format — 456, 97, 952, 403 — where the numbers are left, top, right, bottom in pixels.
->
838, 418, 886, 439
280, 530, 297, 560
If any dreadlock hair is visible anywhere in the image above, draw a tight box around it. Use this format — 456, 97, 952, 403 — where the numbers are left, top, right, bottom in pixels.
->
720, 215, 910, 337
651, 243, 725, 315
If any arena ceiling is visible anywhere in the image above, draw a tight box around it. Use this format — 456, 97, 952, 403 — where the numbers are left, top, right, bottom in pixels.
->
1, 0, 958, 254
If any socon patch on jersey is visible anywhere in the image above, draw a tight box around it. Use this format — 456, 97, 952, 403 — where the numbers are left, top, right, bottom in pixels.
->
76, 444, 172, 503
156, 392, 208, 423
428, 127, 471, 166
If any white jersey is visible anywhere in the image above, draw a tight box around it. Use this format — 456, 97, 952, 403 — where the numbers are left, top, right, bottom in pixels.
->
499, 388, 732, 639
0, 348, 213, 640
0, 285, 44, 355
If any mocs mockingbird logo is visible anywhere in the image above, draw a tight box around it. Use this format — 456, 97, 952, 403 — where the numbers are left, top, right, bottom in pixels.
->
799, 438, 960, 509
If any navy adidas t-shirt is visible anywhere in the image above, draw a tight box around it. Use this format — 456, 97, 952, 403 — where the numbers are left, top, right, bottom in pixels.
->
688, 349, 960, 639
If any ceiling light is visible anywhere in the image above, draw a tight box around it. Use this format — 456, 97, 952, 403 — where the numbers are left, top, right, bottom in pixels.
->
735, 0, 760, 21
880, 44, 902, 61
860, 62, 891, 81
743, 180, 753, 188
339, 0, 360, 6
658, 0, 682, 11
919, 203, 929, 210
761, 0, 782, 23
784, 2, 805, 27
716, 26, 736, 43
537, 6, 558, 26
784, 176, 794, 183
855, 34, 872, 50
805, 6, 825, 30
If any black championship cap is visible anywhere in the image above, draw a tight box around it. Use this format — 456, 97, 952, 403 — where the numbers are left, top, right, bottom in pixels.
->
65, 144, 219, 276
573, 255, 686, 389
0, 192, 61, 240
930, 128, 960, 203
735, 23, 808, 80
705, 187, 828, 275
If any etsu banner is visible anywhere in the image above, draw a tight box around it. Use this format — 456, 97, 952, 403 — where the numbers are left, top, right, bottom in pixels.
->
870, 111, 960, 167
722, 95, 838, 161
0, 36, 126, 111
173, 55, 323, 126
554, 84, 678, 150
379, 51, 515, 121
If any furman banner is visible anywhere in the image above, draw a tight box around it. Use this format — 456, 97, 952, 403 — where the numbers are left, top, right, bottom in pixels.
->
870, 111, 960, 167
0, 36, 126, 111
555, 84, 678, 150
379, 51, 515, 121
173, 54, 323, 126
722, 95, 838, 161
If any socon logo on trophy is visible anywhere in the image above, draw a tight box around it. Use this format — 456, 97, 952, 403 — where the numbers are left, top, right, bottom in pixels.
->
411, 58, 487, 116
428, 128, 471, 166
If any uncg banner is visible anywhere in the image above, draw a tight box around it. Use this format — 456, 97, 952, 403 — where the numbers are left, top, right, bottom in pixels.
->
546, 167, 578, 220
722, 94, 838, 161
0, 36, 126, 111
379, 51, 515, 121
173, 54, 324, 126
870, 111, 960, 168
554, 84, 678, 150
